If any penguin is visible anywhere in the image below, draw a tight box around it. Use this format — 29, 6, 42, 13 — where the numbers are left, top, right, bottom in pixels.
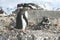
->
15, 3, 38, 32
15, 9, 28, 32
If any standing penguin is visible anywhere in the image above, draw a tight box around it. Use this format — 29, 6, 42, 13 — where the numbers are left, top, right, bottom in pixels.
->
15, 6, 28, 32
15, 3, 39, 32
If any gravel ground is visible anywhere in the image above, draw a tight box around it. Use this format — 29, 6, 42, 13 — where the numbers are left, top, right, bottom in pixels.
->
0, 26, 60, 40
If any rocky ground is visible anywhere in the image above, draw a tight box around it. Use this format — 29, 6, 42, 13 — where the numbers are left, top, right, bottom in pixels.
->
0, 25, 60, 40
0, 17, 60, 40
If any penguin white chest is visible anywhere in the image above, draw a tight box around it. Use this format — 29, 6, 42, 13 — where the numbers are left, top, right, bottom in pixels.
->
21, 15, 27, 30
21, 11, 28, 30
24, 11, 28, 19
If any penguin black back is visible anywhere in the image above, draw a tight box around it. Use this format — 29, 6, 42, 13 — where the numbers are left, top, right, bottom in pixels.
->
15, 9, 23, 29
